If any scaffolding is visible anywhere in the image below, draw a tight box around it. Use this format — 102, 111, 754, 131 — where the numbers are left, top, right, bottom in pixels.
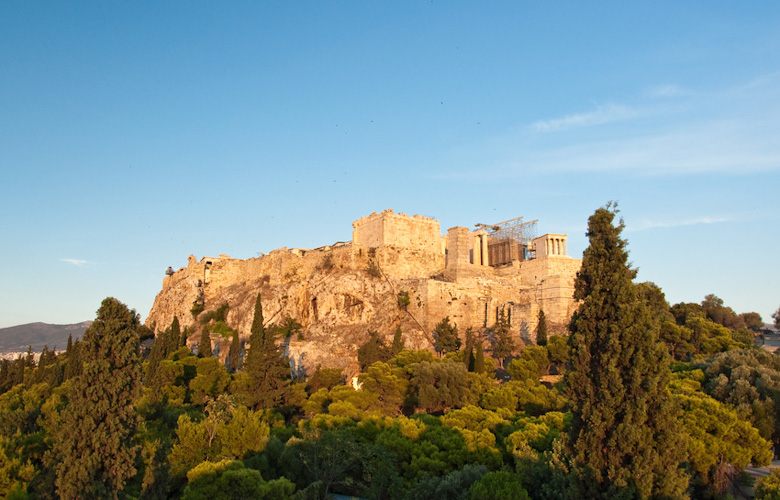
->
475, 216, 538, 265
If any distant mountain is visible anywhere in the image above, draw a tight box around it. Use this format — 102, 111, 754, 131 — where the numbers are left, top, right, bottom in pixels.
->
0, 321, 92, 354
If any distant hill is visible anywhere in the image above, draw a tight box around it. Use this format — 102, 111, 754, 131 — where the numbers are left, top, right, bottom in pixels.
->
0, 321, 91, 354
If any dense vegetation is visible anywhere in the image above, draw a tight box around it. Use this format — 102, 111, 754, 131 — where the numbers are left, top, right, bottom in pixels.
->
0, 206, 778, 499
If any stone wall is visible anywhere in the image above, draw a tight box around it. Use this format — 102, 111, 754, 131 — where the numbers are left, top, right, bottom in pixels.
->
352, 209, 441, 253
146, 210, 582, 375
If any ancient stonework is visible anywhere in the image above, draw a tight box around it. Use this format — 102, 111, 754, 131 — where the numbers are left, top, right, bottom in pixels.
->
146, 209, 581, 376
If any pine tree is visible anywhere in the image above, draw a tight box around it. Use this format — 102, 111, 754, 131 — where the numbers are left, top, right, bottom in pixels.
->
566, 205, 688, 498
52, 297, 142, 500
536, 309, 548, 346
244, 293, 290, 409
198, 327, 212, 358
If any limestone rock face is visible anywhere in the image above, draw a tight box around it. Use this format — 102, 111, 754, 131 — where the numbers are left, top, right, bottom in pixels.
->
146, 211, 581, 376
146, 247, 432, 376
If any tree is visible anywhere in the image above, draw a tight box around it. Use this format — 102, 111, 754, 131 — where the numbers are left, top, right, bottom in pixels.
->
463, 328, 475, 371
52, 297, 142, 500
243, 294, 290, 410
198, 327, 212, 358
740, 311, 764, 331
774, 305, 780, 328
433, 316, 461, 357
391, 325, 405, 355
357, 331, 392, 370
536, 309, 548, 346
228, 329, 241, 373
565, 205, 688, 498
488, 308, 515, 368
756, 469, 780, 500
474, 339, 486, 374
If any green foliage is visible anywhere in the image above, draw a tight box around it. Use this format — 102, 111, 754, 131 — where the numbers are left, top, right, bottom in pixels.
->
536, 309, 548, 346
507, 346, 548, 382
672, 376, 772, 491
774, 305, 780, 328
228, 329, 241, 374
306, 366, 344, 394
200, 303, 230, 325
433, 316, 461, 357
397, 290, 411, 310
740, 311, 764, 331
182, 459, 294, 500
702, 293, 745, 330
365, 259, 381, 278
505, 412, 568, 459
243, 294, 291, 410
51, 297, 142, 500
197, 328, 212, 358
474, 340, 486, 374
410, 360, 475, 413
190, 298, 205, 318
488, 309, 515, 368
357, 330, 392, 370
391, 325, 405, 355
701, 349, 780, 445
168, 396, 272, 480
756, 469, 780, 500
565, 205, 688, 498
207, 321, 237, 340
468, 470, 530, 500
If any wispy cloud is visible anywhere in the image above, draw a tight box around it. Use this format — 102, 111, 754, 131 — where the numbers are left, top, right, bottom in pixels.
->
530, 104, 640, 132
629, 216, 734, 232
61, 258, 89, 267
431, 74, 780, 181
645, 84, 688, 98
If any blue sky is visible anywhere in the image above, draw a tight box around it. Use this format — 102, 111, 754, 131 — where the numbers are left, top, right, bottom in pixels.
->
1, 2, 778, 328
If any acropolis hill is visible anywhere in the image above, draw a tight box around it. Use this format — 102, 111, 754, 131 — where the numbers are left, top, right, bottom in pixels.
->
146, 210, 581, 375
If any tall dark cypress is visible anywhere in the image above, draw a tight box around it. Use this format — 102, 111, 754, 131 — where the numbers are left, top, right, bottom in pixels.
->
228, 329, 241, 373
197, 327, 212, 358
565, 205, 688, 498
536, 309, 548, 346
244, 293, 290, 409
52, 297, 142, 500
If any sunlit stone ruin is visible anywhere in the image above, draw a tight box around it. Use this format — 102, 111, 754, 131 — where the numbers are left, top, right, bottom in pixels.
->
147, 210, 581, 373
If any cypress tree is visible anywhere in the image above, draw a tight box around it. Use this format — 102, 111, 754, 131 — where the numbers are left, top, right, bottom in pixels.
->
463, 328, 475, 371
168, 316, 182, 352
474, 339, 485, 374
536, 309, 548, 346
52, 297, 142, 500
391, 325, 405, 355
244, 293, 290, 409
565, 205, 688, 498
229, 329, 241, 373
198, 327, 212, 358
64, 340, 83, 381
433, 316, 461, 357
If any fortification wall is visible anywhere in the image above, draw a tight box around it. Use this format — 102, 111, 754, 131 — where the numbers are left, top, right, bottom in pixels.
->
352, 209, 441, 253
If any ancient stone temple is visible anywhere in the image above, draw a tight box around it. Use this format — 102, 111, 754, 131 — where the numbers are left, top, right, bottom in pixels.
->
146, 209, 581, 374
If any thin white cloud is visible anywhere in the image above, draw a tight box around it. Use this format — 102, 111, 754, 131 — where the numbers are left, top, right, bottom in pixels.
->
646, 84, 687, 98
61, 258, 89, 267
629, 216, 734, 232
530, 104, 640, 132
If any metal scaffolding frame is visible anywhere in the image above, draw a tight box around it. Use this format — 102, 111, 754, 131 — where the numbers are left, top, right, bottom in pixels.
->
475, 216, 539, 264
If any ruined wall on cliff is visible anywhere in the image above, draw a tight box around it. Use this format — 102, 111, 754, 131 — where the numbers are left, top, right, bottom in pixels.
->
145, 212, 581, 375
